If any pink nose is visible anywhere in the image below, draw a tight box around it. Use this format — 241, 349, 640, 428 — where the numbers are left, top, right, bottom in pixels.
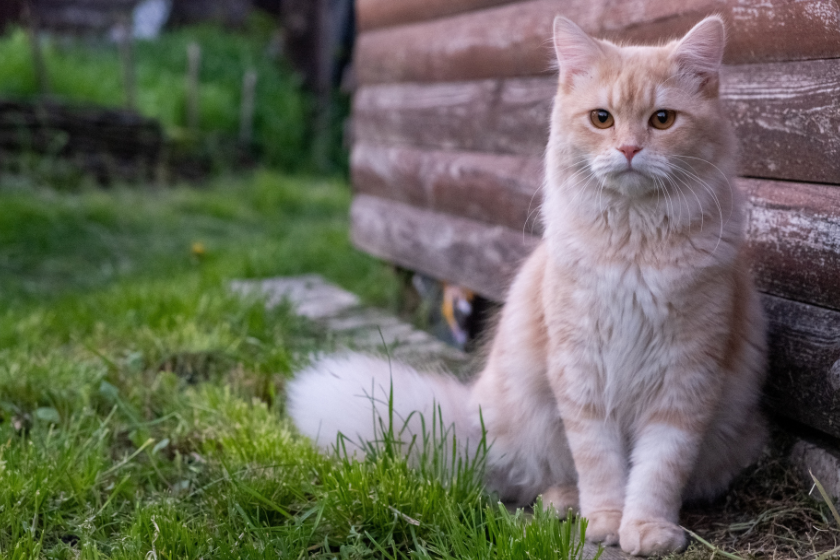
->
618, 145, 642, 163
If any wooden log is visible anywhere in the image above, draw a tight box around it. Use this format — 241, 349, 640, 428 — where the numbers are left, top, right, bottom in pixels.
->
352, 59, 840, 184
351, 143, 545, 234
350, 194, 840, 439
351, 144, 840, 310
722, 60, 840, 184
354, 0, 840, 85
352, 78, 554, 156
351, 194, 539, 302
744, 179, 840, 313
356, 0, 522, 32
355, 0, 574, 85
762, 295, 840, 440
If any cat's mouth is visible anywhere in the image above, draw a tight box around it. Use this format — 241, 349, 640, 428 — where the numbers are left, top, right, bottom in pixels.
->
600, 167, 661, 197
614, 167, 646, 178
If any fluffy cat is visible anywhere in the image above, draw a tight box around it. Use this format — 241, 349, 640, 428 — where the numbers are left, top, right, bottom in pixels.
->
287, 15, 767, 556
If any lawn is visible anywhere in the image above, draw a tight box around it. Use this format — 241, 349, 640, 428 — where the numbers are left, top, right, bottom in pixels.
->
0, 171, 594, 559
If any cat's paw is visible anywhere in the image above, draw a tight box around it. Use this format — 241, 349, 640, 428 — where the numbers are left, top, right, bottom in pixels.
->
583, 509, 622, 546
541, 485, 579, 518
619, 518, 687, 556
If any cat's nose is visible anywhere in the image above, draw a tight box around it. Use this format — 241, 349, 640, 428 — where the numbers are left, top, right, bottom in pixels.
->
618, 145, 643, 163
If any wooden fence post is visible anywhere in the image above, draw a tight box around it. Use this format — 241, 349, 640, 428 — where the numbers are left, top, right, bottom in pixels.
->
186, 42, 201, 135
117, 15, 136, 111
239, 69, 257, 145
23, 1, 49, 96
313, 0, 332, 171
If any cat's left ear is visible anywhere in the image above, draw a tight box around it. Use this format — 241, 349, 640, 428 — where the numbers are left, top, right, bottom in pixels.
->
672, 16, 726, 93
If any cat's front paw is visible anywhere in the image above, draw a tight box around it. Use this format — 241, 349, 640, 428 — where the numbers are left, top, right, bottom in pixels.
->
541, 484, 579, 518
619, 518, 687, 556
584, 509, 622, 546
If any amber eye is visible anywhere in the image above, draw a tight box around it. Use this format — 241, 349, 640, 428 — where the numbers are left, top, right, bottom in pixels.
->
589, 109, 614, 129
650, 109, 676, 130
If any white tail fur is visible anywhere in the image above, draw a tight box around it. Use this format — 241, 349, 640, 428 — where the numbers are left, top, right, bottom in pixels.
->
286, 353, 476, 456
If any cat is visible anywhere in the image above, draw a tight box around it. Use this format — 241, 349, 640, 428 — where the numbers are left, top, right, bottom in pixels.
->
287, 15, 767, 556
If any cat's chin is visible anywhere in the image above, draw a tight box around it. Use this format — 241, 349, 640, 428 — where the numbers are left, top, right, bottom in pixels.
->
601, 170, 659, 199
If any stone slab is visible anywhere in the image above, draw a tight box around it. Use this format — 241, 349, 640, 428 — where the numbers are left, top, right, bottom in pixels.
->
230, 275, 361, 319
790, 439, 840, 503
231, 275, 470, 373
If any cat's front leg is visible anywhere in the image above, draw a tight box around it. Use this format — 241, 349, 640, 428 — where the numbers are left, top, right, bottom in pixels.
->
560, 412, 627, 546
619, 420, 703, 556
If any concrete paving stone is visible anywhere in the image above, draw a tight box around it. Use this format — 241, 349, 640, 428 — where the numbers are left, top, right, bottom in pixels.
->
326, 309, 403, 332
790, 439, 840, 501
231, 274, 470, 373
230, 275, 360, 319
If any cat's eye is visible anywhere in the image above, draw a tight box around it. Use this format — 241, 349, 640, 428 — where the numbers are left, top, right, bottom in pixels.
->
589, 109, 614, 129
650, 109, 676, 130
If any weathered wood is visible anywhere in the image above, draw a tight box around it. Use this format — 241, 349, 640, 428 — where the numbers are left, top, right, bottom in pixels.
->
762, 295, 840, 439
721, 60, 840, 184
352, 144, 840, 310
351, 143, 544, 234
350, 195, 840, 439
351, 194, 539, 301
355, 0, 840, 84
352, 78, 554, 156
743, 179, 840, 313
355, 0, 577, 85
356, 0, 522, 32
352, 59, 840, 184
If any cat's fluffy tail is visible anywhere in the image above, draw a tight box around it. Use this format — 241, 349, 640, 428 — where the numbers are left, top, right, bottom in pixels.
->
286, 353, 475, 455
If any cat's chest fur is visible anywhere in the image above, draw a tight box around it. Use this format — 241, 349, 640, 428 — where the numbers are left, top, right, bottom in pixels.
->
544, 214, 725, 417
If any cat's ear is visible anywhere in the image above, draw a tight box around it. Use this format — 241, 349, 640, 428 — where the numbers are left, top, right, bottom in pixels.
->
672, 16, 726, 91
553, 17, 601, 87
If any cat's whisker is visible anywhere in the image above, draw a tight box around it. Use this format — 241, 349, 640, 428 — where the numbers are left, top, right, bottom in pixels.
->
671, 155, 734, 223
560, 166, 598, 210
565, 173, 598, 213
523, 156, 590, 240
665, 163, 726, 248
523, 182, 547, 239
659, 164, 706, 233
660, 176, 675, 232
658, 176, 679, 242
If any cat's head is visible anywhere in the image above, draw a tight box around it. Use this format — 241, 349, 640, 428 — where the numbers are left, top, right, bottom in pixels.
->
548, 16, 734, 200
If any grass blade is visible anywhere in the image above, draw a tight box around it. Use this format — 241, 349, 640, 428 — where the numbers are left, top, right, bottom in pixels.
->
810, 471, 840, 529
683, 527, 746, 560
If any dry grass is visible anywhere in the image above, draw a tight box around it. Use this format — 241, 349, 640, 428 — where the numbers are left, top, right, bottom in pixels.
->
676, 429, 840, 560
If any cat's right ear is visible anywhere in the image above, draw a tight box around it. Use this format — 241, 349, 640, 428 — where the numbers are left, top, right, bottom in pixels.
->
553, 17, 601, 88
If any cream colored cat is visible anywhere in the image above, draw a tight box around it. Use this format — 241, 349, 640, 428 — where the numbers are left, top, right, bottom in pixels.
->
288, 16, 767, 556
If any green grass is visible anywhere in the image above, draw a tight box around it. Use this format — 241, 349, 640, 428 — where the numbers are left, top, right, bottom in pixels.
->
0, 172, 594, 559
0, 17, 342, 172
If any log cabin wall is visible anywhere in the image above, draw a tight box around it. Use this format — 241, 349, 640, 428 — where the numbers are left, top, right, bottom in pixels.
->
348, 0, 840, 440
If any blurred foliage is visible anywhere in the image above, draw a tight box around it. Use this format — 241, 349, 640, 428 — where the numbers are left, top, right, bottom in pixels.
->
0, 14, 348, 174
